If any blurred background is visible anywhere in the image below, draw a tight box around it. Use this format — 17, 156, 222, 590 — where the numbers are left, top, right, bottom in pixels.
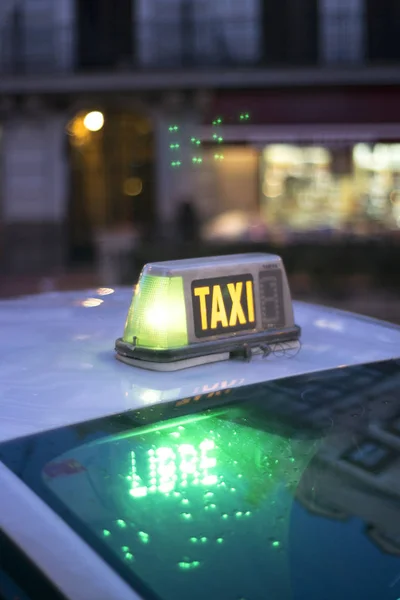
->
0, 0, 399, 322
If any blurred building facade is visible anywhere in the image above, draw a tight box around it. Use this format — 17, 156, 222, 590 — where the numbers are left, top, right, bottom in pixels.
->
1, 0, 400, 273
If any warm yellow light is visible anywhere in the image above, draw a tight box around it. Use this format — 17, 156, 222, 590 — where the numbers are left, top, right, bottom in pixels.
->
81, 298, 104, 308
83, 111, 104, 132
96, 287, 115, 296
123, 177, 143, 197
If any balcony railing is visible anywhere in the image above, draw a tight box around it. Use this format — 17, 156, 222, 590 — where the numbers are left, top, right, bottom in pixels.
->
0, 15, 398, 76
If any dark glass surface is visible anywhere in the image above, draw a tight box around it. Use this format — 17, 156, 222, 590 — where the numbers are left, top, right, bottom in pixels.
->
1, 359, 400, 600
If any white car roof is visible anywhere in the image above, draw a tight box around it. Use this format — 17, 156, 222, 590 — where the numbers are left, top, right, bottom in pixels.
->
1, 288, 400, 444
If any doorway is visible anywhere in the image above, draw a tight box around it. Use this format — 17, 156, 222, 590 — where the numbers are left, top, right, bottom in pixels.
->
67, 110, 155, 264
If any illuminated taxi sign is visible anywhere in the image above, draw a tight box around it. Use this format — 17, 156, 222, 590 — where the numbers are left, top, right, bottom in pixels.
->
116, 253, 300, 370
192, 274, 255, 337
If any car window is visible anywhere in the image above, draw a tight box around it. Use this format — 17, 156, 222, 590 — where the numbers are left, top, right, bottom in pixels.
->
0, 530, 66, 600
1, 359, 400, 600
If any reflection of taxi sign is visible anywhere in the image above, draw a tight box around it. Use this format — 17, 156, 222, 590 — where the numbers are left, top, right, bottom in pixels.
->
115, 253, 300, 370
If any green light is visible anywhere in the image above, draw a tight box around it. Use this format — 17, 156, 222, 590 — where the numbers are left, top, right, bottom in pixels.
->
200, 537, 207, 543
123, 274, 188, 350
103, 529, 111, 537
272, 540, 280, 548
130, 487, 147, 498
216, 538, 224, 544
178, 560, 200, 570
125, 552, 134, 561
138, 531, 150, 544
116, 519, 127, 528
181, 513, 192, 520
190, 537, 198, 543
222, 514, 228, 520
181, 498, 189, 505
122, 545, 129, 552
235, 511, 243, 518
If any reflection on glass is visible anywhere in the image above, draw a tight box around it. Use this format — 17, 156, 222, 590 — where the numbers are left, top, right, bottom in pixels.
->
3, 360, 400, 600
41, 411, 317, 600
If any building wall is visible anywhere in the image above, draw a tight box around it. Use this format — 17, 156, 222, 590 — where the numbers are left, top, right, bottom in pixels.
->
1, 112, 69, 272
0, 0, 75, 73
136, 0, 260, 67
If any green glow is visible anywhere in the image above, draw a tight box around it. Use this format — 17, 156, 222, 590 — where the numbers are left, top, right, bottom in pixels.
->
129, 438, 218, 499
123, 274, 188, 350
47, 408, 321, 600
116, 519, 127, 528
178, 560, 200, 570
138, 531, 149, 544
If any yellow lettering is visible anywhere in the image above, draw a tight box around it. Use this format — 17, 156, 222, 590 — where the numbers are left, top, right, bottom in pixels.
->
246, 280, 255, 322
194, 286, 210, 330
227, 282, 247, 326
210, 285, 228, 329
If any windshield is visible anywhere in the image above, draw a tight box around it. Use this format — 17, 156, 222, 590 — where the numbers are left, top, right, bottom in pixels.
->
1, 359, 400, 600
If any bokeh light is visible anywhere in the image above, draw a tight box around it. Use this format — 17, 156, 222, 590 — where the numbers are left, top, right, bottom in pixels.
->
83, 111, 105, 132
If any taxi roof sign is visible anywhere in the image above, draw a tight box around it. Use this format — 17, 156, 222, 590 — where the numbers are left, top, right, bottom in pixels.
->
116, 253, 300, 370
